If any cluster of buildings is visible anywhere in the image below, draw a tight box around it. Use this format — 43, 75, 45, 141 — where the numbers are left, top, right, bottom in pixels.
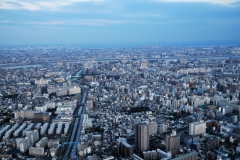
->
0, 45, 240, 159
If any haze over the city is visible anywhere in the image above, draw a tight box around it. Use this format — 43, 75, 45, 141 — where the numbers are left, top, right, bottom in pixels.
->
2, 1, 240, 160
0, 0, 240, 46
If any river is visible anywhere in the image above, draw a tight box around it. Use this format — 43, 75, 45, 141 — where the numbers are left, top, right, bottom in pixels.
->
71, 70, 83, 81
1, 56, 240, 69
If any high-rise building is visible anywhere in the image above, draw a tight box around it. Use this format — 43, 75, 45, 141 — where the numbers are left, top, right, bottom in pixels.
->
120, 141, 134, 158
180, 57, 184, 64
206, 138, 219, 151
149, 121, 157, 135
166, 130, 180, 157
135, 123, 149, 152
189, 121, 206, 135
159, 124, 168, 133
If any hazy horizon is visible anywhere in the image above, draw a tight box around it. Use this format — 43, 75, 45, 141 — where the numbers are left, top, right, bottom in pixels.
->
1, 40, 240, 49
1, 0, 240, 46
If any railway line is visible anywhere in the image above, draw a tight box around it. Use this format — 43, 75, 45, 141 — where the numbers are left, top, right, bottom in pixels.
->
59, 91, 88, 160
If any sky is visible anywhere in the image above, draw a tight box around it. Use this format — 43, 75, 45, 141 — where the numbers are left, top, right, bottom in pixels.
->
0, 0, 240, 46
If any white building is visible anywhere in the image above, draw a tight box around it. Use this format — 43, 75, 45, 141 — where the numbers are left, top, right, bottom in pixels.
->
159, 124, 168, 134
35, 105, 47, 112
29, 147, 44, 156
189, 121, 206, 135
20, 137, 31, 153
219, 106, 233, 115
36, 137, 48, 148
68, 86, 81, 95
35, 78, 50, 85
149, 121, 157, 135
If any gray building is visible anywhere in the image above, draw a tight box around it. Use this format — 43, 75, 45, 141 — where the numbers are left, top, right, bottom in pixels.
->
36, 137, 48, 148
172, 151, 198, 160
166, 130, 180, 157
135, 123, 149, 152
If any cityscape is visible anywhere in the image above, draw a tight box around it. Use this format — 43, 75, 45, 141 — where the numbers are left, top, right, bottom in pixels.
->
0, 45, 240, 160
1, 0, 240, 160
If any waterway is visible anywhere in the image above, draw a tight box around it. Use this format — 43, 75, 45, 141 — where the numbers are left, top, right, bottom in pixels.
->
71, 70, 83, 81
1, 56, 240, 69
2, 64, 43, 69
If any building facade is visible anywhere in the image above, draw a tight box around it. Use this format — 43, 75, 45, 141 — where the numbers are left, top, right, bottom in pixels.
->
166, 130, 180, 157
135, 123, 149, 152
189, 121, 206, 135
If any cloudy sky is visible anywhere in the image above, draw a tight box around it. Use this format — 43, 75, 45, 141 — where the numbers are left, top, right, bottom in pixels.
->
0, 0, 240, 46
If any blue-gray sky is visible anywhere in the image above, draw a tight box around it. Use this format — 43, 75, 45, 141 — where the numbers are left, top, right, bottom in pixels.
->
0, 0, 240, 46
